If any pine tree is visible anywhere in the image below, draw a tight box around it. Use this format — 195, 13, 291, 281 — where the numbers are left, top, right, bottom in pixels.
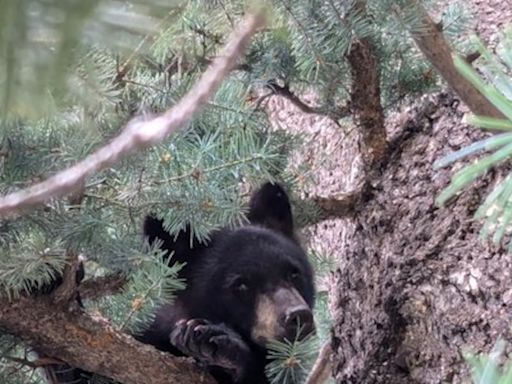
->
0, 0, 481, 383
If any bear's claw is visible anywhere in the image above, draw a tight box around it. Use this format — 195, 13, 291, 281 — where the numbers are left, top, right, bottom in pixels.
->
170, 319, 251, 378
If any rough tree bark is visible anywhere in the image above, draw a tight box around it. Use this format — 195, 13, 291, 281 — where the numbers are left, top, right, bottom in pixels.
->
331, 92, 512, 383
0, 295, 215, 384
347, 35, 386, 170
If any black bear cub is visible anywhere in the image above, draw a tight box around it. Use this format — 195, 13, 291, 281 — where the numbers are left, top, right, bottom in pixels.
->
44, 182, 315, 384
138, 182, 315, 384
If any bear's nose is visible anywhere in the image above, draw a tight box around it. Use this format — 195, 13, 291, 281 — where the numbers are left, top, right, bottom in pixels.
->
283, 305, 314, 340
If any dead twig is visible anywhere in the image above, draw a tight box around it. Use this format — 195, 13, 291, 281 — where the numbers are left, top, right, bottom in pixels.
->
312, 194, 359, 220
2, 355, 62, 369
53, 187, 87, 307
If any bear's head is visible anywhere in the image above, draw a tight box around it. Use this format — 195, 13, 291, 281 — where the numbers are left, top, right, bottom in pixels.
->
144, 182, 315, 348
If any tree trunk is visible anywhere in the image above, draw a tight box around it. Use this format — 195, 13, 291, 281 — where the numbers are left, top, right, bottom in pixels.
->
331, 92, 512, 383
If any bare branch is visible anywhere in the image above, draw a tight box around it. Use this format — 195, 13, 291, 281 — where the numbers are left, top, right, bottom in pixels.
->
0, 296, 216, 384
0, 12, 265, 217
267, 80, 350, 122
305, 341, 332, 384
403, 1, 504, 119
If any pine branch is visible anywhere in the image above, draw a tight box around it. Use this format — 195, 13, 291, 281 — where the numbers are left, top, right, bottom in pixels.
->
303, 92, 450, 224
402, 1, 504, 119
0, 295, 216, 384
0, 11, 265, 217
53, 186, 85, 306
346, 1, 387, 169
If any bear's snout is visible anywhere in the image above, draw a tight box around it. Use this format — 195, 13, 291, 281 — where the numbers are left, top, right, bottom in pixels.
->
282, 305, 314, 341
251, 286, 315, 346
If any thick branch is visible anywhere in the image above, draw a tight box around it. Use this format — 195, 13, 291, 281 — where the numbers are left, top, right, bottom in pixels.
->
405, 2, 504, 119
304, 97, 458, 228
347, 35, 387, 169
0, 12, 265, 217
0, 296, 215, 384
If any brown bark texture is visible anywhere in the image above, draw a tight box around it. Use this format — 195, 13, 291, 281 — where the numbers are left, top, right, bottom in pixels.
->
0, 296, 215, 384
347, 37, 387, 169
331, 92, 512, 383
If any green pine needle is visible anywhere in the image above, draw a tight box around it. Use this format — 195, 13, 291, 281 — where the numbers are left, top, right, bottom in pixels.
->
465, 116, 512, 131
466, 340, 512, 384
433, 133, 512, 170
266, 333, 317, 384
436, 141, 512, 206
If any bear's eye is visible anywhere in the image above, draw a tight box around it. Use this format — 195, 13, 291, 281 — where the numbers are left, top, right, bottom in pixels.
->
231, 277, 250, 293
288, 268, 301, 283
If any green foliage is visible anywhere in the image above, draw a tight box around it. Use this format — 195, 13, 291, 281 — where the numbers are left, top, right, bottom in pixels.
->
467, 340, 512, 384
258, 0, 435, 108
435, 29, 512, 250
0, 0, 302, 382
91, 244, 185, 334
0, 1, 293, 381
0, 225, 68, 300
154, 0, 471, 116
266, 334, 317, 384
0, 77, 287, 296
441, 2, 473, 40
308, 249, 336, 279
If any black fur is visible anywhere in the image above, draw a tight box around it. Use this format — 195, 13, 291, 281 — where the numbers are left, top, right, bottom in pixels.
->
137, 182, 315, 383
43, 182, 315, 384
247, 182, 295, 238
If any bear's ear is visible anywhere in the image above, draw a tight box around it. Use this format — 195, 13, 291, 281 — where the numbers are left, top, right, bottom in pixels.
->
247, 182, 294, 238
143, 216, 204, 265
